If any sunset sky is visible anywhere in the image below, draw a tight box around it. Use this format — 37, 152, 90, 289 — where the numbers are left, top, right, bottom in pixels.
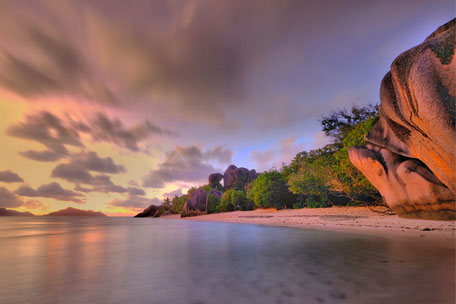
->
0, 0, 453, 216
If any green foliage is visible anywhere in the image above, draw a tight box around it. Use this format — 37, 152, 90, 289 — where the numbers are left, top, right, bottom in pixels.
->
217, 190, 253, 212
285, 148, 335, 206
207, 193, 221, 214
330, 115, 381, 202
246, 171, 296, 209
187, 187, 197, 196
321, 104, 378, 145
162, 197, 172, 210
213, 183, 224, 192
305, 197, 331, 208
169, 104, 382, 214
284, 104, 382, 206
199, 184, 213, 193
230, 175, 249, 191
171, 195, 188, 214
217, 190, 235, 212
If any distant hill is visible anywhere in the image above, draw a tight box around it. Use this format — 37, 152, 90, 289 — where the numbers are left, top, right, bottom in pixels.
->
45, 207, 107, 217
0, 208, 35, 216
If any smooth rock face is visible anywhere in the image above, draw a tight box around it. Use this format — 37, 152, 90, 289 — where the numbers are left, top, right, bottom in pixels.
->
348, 19, 456, 220
208, 189, 223, 200
182, 188, 207, 217
349, 145, 455, 220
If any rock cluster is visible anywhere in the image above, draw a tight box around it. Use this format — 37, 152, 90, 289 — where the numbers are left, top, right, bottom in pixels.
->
348, 19, 456, 220
181, 164, 259, 217
223, 165, 259, 190
135, 164, 260, 218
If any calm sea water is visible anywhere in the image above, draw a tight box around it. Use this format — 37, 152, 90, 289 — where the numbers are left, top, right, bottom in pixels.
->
0, 217, 454, 304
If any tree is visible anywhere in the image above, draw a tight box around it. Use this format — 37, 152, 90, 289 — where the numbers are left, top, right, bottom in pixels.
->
171, 195, 188, 214
199, 184, 213, 193
320, 103, 378, 146
207, 193, 221, 214
284, 103, 383, 207
284, 148, 334, 207
330, 115, 382, 203
217, 190, 254, 212
246, 171, 296, 209
162, 197, 172, 210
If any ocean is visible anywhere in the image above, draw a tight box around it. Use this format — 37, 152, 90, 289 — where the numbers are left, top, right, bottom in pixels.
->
0, 217, 454, 304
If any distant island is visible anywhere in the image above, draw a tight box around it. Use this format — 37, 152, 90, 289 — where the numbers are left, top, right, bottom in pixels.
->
44, 207, 107, 217
0, 207, 107, 217
0, 208, 35, 216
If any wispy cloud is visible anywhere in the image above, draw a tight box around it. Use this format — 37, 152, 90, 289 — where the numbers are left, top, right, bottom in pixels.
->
0, 187, 24, 208
0, 170, 24, 183
143, 145, 231, 188
15, 182, 84, 204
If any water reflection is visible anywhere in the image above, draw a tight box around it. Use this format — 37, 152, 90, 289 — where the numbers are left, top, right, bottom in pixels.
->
0, 217, 454, 304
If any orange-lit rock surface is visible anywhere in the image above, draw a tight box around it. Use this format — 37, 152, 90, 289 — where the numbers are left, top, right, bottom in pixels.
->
349, 19, 456, 220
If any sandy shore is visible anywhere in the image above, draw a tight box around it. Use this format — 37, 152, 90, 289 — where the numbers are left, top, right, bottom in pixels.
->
163, 207, 455, 245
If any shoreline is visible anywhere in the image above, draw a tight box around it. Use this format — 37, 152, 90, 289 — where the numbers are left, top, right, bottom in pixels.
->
162, 206, 455, 247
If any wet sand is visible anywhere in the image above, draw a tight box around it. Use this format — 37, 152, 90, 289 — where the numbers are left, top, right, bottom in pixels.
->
165, 206, 456, 246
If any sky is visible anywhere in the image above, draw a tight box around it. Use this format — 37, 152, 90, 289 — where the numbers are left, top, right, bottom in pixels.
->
0, 0, 453, 216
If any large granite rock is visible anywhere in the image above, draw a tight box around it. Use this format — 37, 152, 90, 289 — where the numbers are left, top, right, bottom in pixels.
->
134, 204, 160, 217
181, 188, 224, 217
348, 19, 456, 220
181, 188, 207, 217
208, 189, 223, 200
208, 173, 223, 188
223, 165, 259, 190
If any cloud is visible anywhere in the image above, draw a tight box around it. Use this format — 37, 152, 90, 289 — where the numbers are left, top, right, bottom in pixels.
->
91, 175, 145, 195
163, 188, 183, 198
53, 163, 145, 195
0, 170, 24, 183
7, 111, 83, 162
0, 0, 451, 152
128, 180, 139, 187
7, 111, 175, 160
51, 163, 93, 184
71, 112, 177, 152
15, 182, 84, 204
142, 145, 231, 188
0, 187, 24, 208
51, 152, 144, 195
23, 200, 50, 211
66, 151, 125, 174
0, 0, 437, 128
311, 131, 333, 149
251, 136, 304, 171
251, 150, 276, 171
109, 195, 161, 210
204, 146, 233, 164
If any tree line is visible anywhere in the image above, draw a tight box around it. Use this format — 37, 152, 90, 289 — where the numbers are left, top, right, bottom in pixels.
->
166, 103, 383, 213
